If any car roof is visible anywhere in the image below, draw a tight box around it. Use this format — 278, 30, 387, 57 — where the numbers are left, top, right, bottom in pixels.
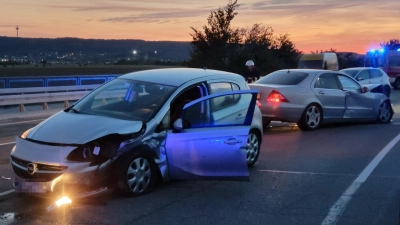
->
119, 68, 242, 86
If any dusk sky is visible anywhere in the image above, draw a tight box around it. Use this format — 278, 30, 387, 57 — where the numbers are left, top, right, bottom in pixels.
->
1, 0, 399, 54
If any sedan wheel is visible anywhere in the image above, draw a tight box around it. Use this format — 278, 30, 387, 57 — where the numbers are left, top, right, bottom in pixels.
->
376, 101, 392, 123
298, 104, 322, 131
246, 131, 260, 167
116, 154, 157, 197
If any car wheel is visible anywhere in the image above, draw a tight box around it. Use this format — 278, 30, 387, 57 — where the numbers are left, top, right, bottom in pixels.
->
262, 117, 271, 127
297, 104, 322, 131
246, 130, 260, 167
116, 153, 157, 197
394, 79, 400, 90
376, 100, 393, 123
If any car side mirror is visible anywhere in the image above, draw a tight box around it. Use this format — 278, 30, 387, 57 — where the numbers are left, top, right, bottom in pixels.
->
173, 118, 191, 131
357, 77, 364, 81
361, 86, 369, 93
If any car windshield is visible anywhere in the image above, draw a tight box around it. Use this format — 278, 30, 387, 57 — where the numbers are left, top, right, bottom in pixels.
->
70, 78, 176, 122
256, 71, 309, 85
340, 69, 361, 78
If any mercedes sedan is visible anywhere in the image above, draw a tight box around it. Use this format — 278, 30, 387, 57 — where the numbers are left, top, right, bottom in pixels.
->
249, 69, 393, 131
10, 68, 263, 199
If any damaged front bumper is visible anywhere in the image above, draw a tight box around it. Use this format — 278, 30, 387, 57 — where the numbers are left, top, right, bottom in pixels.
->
10, 137, 113, 199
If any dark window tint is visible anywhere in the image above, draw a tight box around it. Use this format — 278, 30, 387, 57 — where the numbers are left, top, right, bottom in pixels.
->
257, 71, 308, 85
315, 73, 340, 89
370, 69, 381, 78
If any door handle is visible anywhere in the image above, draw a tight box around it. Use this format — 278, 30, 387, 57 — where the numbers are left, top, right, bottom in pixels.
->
236, 113, 245, 120
318, 91, 325, 94
224, 138, 242, 145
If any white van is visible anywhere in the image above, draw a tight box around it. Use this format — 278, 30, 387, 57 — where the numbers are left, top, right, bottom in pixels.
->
298, 53, 339, 71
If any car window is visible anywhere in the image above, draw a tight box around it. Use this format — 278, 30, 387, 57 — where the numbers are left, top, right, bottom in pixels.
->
357, 70, 370, 80
183, 93, 253, 128
257, 71, 308, 85
315, 73, 340, 89
370, 69, 381, 78
72, 78, 176, 121
337, 75, 360, 91
209, 82, 241, 111
340, 69, 360, 78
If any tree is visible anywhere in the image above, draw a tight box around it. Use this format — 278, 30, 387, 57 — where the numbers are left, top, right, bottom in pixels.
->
188, 0, 241, 70
380, 39, 400, 50
188, 0, 302, 75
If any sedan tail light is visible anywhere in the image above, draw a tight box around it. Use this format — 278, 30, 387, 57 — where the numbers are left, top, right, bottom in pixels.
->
267, 90, 288, 103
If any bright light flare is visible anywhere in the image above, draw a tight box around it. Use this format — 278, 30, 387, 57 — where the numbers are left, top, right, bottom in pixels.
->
46, 196, 72, 212
56, 196, 72, 207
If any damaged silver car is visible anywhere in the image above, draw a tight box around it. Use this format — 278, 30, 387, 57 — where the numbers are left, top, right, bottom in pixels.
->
10, 68, 263, 199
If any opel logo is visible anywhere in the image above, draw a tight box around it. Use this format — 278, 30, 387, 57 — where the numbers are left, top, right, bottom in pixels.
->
27, 163, 38, 175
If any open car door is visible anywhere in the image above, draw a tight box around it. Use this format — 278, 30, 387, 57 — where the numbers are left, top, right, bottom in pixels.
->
165, 90, 258, 181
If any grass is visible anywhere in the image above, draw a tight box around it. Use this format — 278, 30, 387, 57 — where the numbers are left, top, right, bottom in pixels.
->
0, 64, 184, 77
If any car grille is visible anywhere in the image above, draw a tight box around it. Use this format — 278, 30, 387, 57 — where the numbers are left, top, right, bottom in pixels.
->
11, 156, 68, 182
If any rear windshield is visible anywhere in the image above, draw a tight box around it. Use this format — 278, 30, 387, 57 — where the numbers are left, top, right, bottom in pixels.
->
340, 69, 360, 78
256, 71, 309, 85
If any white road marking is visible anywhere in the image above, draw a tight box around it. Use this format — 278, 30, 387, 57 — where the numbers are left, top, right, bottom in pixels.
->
258, 170, 354, 177
0, 119, 44, 126
0, 189, 14, 197
0, 142, 15, 147
321, 132, 400, 225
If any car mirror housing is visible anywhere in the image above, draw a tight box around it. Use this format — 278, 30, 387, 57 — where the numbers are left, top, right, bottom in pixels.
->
361, 86, 369, 93
173, 118, 184, 131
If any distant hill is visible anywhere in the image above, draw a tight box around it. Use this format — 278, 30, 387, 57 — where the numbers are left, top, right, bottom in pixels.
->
0, 36, 191, 61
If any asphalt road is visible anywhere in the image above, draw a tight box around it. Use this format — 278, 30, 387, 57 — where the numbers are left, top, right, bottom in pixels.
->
1, 91, 400, 225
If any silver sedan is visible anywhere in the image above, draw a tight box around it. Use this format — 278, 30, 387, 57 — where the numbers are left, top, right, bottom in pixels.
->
249, 69, 394, 131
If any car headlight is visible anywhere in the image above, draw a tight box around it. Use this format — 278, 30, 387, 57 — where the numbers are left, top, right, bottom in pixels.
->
21, 128, 32, 139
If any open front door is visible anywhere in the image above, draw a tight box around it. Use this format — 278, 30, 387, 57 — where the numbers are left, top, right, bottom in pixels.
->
165, 90, 258, 181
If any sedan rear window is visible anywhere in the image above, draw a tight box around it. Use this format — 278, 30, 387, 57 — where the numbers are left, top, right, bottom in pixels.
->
256, 71, 308, 85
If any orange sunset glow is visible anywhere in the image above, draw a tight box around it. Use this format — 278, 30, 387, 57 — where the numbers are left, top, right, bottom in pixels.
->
1, 0, 399, 54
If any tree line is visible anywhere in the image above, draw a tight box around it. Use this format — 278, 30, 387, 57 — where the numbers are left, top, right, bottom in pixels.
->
187, 0, 399, 74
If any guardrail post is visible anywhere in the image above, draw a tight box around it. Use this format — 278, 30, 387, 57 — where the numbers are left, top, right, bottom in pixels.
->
64, 100, 70, 108
19, 104, 25, 112
43, 102, 48, 110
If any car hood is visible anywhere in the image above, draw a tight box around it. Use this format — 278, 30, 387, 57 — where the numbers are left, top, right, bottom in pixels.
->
26, 111, 144, 144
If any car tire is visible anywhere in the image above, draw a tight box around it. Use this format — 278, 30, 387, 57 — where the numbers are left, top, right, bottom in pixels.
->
246, 130, 260, 167
115, 153, 158, 197
394, 78, 400, 90
376, 100, 393, 123
262, 117, 271, 127
297, 104, 322, 131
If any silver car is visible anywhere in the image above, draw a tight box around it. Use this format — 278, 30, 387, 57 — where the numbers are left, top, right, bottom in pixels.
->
339, 67, 392, 97
249, 69, 393, 131
10, 68, 263, 199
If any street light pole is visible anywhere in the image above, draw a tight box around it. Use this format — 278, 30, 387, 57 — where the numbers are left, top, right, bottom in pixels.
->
16, 26, 19, 37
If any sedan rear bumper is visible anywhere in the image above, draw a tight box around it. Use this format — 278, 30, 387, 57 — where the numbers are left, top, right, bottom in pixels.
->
258, 102, 305, 123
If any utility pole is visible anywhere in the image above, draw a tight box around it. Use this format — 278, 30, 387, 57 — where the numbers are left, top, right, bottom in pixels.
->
16, 25, 19, 37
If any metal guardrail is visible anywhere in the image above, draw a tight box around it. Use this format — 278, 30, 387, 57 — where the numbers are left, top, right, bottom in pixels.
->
0, 85, 101, 111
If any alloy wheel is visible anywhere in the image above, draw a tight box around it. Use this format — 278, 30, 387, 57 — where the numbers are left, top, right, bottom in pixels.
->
247, 132, 259, 164
306, 106, 321, 128
378, 102, 391, 122
127, 157, 152, 193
